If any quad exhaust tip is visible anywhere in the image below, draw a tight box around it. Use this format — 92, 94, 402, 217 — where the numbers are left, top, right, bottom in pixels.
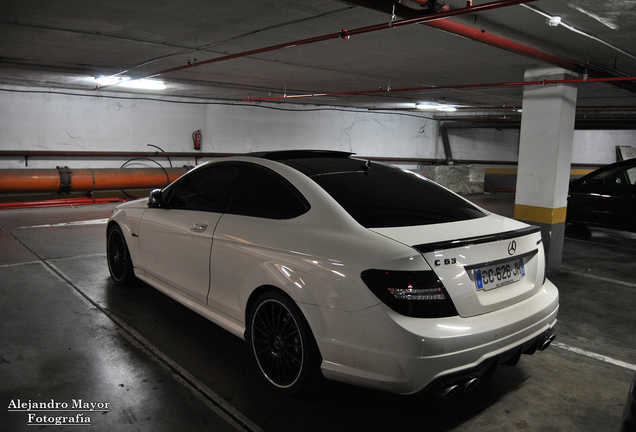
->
438, 384, 460, 400
539, 334, 556, 351
463, 377, 480, 393
436, 377, 480, 399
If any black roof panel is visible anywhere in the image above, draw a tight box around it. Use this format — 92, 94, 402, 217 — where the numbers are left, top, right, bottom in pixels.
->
247, 150, 353, 160
248, 150, 395, 176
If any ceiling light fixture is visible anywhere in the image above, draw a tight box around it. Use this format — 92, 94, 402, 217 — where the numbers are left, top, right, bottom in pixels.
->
416, 103, 437, 110
118, 79, 167, 90
416, 102, 457, 112
95, 76, 167, 90
95, 76, 123, 86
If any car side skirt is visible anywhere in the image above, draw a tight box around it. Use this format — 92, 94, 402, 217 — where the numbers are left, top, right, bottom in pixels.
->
135, 269, 247, 340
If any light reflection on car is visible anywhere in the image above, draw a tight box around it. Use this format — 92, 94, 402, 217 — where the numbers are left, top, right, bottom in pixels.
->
107, 150, 559, 396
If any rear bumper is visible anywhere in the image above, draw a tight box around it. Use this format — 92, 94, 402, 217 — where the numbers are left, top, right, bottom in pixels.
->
311, 279, 559, 395
420, 327, 555, 399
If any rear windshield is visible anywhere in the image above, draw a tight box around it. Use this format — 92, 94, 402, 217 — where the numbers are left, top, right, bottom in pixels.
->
311, 170, 486, 228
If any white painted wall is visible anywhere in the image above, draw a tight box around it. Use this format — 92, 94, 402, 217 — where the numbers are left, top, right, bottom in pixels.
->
447, 128, 520, 163
0, 86, 439, 170
445, 127, 636, 166
1, 86, 632, 171
570, 129, 635, 164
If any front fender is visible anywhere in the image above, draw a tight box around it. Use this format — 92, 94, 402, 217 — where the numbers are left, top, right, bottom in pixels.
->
108, 199, 147, 270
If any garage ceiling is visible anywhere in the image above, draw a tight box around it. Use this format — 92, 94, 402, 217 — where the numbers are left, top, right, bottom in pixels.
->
1, 0, 636, 119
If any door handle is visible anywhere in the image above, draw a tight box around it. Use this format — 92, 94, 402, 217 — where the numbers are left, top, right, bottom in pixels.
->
190, 223, 208, 233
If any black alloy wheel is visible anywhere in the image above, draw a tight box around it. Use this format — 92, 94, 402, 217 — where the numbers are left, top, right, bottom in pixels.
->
249, 292, 322, 394
107, 224, 134, 285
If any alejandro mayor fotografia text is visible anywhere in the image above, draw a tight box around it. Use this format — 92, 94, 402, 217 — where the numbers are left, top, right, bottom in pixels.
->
8, 398, 111, 426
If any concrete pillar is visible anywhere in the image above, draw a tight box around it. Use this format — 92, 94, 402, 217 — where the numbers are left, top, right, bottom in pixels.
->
514, 66, 578, 269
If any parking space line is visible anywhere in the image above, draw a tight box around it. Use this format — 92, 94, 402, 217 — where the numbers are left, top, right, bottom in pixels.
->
556, 268, 636, 288
94, 298, 266, 432
1, 226, 263, 431
1, 254, 105, 269
18, 218, 109, 229
554, 342, 636, 372
0, 260, 41, 268
42, 258, 265, 432
566, 236, 636, 252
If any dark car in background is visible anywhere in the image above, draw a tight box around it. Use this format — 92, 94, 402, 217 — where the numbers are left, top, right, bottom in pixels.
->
567, 158, 636, 232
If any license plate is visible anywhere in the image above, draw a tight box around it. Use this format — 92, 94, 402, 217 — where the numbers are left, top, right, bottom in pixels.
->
475, 258, 525, 290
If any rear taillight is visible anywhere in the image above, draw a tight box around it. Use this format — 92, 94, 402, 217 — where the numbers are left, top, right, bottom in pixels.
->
360, 270, 458, 318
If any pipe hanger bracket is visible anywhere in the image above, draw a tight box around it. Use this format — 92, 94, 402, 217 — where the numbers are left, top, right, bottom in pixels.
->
56, 166, 72, 194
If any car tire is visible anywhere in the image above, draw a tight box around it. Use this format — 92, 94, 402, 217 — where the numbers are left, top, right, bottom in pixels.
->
248, 291, 323, 395
107, 224, 135, 285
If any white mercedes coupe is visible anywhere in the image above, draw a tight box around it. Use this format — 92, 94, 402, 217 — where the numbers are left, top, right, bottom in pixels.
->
106, 150, 559, 397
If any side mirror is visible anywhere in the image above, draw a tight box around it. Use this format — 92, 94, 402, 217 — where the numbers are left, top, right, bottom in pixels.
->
148, 189, 163, 208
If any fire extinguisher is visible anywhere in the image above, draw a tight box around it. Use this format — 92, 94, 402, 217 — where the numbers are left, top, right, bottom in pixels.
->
192, 129, 202, 150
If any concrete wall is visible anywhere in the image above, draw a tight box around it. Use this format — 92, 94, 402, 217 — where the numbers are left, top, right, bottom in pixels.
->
446, 127, 636, 166
415, 166, 485, 195
1, 85, 632, 191
445, 127, 636, 191
446, 128, 521, 163
0, 86, 439, 170
571, 129, 636, 164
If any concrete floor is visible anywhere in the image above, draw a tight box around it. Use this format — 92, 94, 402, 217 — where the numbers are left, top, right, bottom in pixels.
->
0, 193, 634, 431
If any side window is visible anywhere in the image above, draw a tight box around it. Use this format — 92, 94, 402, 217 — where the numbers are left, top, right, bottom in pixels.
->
164, 164, 245, 212
228, 167, 309, 219
601, 167, 635, 189
625, 167, 636, 186
580, 166, 627, 192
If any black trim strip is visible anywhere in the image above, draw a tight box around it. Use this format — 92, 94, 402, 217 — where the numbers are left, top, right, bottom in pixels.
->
414, 225, 541, 253
464, 249, 538, 271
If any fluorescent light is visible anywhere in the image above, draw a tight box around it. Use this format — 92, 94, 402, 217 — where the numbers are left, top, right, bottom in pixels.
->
95, 76, 167, 90
416, 102, 457, 112
118, 79, 167, 90
95, 76, 124, 86
416, 103, 439, 110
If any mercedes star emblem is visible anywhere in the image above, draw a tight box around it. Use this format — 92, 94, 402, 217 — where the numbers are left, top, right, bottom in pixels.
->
508, 240, 517, 256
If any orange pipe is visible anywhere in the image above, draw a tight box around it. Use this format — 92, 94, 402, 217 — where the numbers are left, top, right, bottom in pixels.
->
0, 167, 188, 193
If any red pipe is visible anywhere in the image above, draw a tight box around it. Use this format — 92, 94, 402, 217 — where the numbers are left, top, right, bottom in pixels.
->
0, 167, 188, 194
97, 0, 539, 86
243, 76, 636, 101
424, 19, 579, 72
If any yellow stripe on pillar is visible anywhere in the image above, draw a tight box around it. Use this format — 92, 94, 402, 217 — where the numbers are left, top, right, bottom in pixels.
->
514, 204, 568, 225
484, 168, 518, 175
